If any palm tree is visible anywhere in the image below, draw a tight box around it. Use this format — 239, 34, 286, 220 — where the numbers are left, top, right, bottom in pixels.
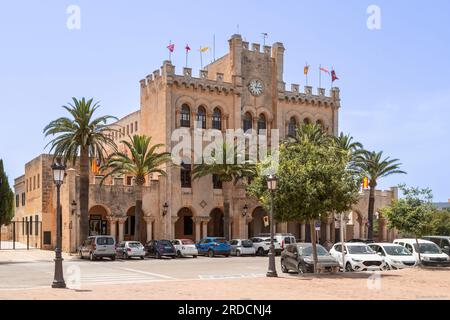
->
334, 132, 364, 174
100, 135, 171, 242
44, 97, 117, 243
357, 151, 406, 240
192, 142, 255, 240
286, 123, 332, 146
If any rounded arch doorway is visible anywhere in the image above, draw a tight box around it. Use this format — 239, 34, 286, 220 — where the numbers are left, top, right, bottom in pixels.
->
175, 208, 196, 240
208, 208, 224, 237
88, 205, 109, 236
248, 207, 270, 238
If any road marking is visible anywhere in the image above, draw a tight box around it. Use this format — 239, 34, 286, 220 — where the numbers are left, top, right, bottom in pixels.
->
199, 273, 265, 279
117, 267, 176, 279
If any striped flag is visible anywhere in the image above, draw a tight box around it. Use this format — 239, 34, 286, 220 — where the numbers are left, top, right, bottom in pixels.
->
319, 66, 330, 75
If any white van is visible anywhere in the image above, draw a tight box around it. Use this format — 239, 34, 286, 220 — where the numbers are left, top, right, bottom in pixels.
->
393, 238, 450, 267
257, 233, 296, 250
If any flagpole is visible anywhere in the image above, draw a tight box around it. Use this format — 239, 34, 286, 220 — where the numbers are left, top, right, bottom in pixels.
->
186, 48, 188, 68
169, 40, 172, 62
213, 34, 216, 61
200, 47, 203, 69
319, 64, 322, 89
305, 62, 308, 86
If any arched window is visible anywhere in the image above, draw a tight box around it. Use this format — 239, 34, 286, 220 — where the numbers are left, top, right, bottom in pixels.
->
257, 114, 266, 134
303, 118, 311, 125
288, 117, 297, 137
180, 104, 191, 127
316, 119, 324, 128
243, 112, 252, 132
180, 162, 192, 188
212, 107, 222, 130
196, 106, 206, 129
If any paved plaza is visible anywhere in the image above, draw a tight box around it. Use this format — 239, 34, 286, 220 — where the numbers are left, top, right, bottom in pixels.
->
0, 249, 449, 300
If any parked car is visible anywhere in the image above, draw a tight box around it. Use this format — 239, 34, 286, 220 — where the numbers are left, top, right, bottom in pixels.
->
230, 239, 256, 256
347, 239, 375, 244
368, 243, 417, 270
422, 236, 450, 256
172, 239, 198, 258
281, 243, 339, 274
393, 239, 450, 266
251, 237, 282, 256
329, 242, 385, 271
196, 237, 231, 257
145, 239, 176, 259
257, 233, 296, 250
79, 235, 116, 261
116, 241, 145, 260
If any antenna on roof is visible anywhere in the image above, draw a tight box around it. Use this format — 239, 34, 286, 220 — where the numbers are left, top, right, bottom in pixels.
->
262, 33, 268, 46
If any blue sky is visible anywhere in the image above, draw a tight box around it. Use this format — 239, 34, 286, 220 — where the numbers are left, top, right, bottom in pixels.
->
0, 0, 449, 201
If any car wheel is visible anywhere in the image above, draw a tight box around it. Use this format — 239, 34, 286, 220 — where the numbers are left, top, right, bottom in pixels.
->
176, 250, 182, 258
383, 263, 391, 271
124, 253, 129, 260
298, 262, 307, 274
89, 252, 95, 261
171, 255, 176, 259
79, 251, 83, 259
281, 259, 288, 273
257, 248, 265, 256
140, 256, 144, 260
156, 252, 161, 259
208, 249, 214, 258
345, 262, 353, 272
111, 255, 116, 261
236, 250, 241, 257
193, 255, 198, 259
224, 254, 229, 257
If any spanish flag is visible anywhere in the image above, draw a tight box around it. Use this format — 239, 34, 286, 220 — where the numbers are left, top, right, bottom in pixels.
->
304, 64, 309, 75
199, 46, 209, 53
362, 177, 369, 189
91, 158, 101, 174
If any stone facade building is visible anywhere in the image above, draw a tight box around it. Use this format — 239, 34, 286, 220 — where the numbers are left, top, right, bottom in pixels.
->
11, 34, 397, 252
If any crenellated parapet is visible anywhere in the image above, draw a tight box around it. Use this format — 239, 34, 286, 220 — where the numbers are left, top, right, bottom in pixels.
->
279, 86, 341, 108
140, 60, 238, 98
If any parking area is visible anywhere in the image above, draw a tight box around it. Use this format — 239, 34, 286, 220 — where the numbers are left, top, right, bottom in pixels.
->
1, 249, 450, 300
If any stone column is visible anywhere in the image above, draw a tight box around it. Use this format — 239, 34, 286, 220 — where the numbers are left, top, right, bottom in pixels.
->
202, 220, 208, 239
193, 217, 201, 241
245, 217, 253, 239
300, 224, 306, 242
326, 222, 331, 242
106, 216, 117, 240
143, 216, 155, 242
380, 219, 388, 242
118, 217, 127, 242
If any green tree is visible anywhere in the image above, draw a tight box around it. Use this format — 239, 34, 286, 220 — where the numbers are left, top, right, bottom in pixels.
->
380, 184, 434, 264
192, 142, 256, 239
248, 125, 361, 272
101, 135, 171, 242
357, 151, 406, 240
430, 208, 450, 236
44, 98, 117, 242
0, 159, 14, 225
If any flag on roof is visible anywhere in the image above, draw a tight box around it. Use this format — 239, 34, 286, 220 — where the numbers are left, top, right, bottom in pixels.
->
319, 66, 330, 75
185, 44, 191, 51
331, 69, 339, 82
199, 46, 209, 53
167, 43, 175, 52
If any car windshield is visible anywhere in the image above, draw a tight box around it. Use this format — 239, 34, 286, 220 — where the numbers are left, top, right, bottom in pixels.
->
414, 243, 442, 254
300, 245, 329, 256
159, 240, 172, 246
96, 237, 114, 245
181, 239, 194, 245
347, 245, 374, 254
128, 242, 142, 248
383, 245, 412, 256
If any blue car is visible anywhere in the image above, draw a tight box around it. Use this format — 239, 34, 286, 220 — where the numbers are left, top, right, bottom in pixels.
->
196, 237, 231, 257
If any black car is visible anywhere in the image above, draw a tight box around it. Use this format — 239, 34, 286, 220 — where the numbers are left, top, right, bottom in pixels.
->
281, 243, 340, 274
145, 239, 176, 259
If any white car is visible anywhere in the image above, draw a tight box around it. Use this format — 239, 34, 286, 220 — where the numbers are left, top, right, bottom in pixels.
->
368, 243, 417, 269
172, 239, 198, 258
230, 239, 256, 256
116, 241, 145, 259
251, 237, 282, 256
393, 239, 450, 267
330, 242, 385, 272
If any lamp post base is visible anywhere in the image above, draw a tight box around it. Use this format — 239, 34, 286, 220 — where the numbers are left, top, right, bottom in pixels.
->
51, 280, 66, 289
266, 271, 278, 278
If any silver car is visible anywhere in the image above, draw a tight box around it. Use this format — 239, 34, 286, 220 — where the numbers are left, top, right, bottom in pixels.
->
230, 239, 256, 256
116, 241, 146, 259
79, 236, 116, 261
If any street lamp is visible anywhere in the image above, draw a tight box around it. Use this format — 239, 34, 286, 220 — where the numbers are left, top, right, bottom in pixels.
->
162, 202, 169, 216
340, 213, 350, 272
266, 174, 278, 278
242, 204, 248, 217
51, 157, 66, 288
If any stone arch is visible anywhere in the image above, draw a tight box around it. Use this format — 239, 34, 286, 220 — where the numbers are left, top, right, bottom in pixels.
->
88, 205, 110, 236
256, 106, 274, 122
285, 110, 301, 124
175, 96, 195, 113
301, 112, 314, 124
248, 206, 269, 238
124, 206, 147, 241
175, 207, 196, 240
208, 208, 224, 237
241, 106, 257, 118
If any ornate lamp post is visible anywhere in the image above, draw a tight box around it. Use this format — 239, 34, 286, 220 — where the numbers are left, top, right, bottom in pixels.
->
51, 158, 66, 288
340, 213, 350, 272
266, 174, 278, 278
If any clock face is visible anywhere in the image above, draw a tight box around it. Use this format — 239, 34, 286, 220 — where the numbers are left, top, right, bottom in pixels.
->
248, 79, 264, 96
